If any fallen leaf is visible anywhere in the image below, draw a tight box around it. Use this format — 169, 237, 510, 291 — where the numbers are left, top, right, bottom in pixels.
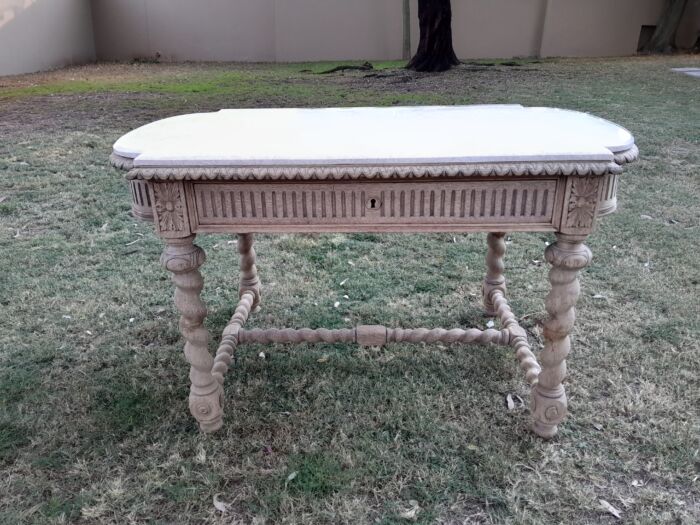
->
631, 479, 644, 487
348, 261, 355, 266
333, 301, 340, 308
506, 393, 524, 410
285, 471, 298, 489
592, 294, 606, 299
339, 278, 348, 286
399, 500, 421, 520
592, 423, 604, 431
317, 355, 329, 363
466, 444, 479, 451
486, 320, 495, 328
599, 499, 621, 519
640, 214, 653, 220
258, 352, 266, 359
213, 494, 229, 513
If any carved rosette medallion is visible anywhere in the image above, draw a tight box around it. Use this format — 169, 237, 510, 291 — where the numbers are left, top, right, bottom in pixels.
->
565, 177, 600, 229
153, 182, 187, 234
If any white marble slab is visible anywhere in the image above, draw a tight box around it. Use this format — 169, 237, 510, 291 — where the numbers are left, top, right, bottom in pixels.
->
113, 105, 635, 167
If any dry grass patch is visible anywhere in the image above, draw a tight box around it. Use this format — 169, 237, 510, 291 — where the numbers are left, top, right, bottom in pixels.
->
0, 56, 698, 524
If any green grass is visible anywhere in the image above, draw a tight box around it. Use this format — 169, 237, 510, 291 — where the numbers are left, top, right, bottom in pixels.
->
0, 57, 699, 524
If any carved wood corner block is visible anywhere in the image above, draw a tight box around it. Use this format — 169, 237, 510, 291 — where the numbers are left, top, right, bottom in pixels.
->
544, 238, 592, 271
160, 238, 206, 274
152, 182, 191, 238
559, 176, 602, 234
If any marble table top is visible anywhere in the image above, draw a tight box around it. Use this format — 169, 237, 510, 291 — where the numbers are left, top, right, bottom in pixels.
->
113, 105, 635, 168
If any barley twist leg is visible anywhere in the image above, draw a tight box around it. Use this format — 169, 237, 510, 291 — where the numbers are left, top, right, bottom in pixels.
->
532, 233, 591, 438
483, 232, 507, 316
238, 233, 261, 311
161, 236, 223, 433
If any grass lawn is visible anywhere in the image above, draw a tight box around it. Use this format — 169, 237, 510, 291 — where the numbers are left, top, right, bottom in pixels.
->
0, 57, 698, 524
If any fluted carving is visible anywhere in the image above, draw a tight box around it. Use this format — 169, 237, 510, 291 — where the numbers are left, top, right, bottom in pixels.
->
483, 232, 507, 316
161, 236, 223, 432
211, 292, 255, 385
238, 233, 261, 310
532, 234, 592, 438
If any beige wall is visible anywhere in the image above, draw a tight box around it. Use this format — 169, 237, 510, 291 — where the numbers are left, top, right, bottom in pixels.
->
2, 0, 699, 76
438, 0, 550, 59
92, 0, 403, 63
0, 0, 95, 76
92, 0, 699, 62
540, 0, 666, 57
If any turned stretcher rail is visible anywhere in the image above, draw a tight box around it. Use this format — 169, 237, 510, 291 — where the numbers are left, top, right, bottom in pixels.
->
237, 325, 510, 346
490, 290, 541, 385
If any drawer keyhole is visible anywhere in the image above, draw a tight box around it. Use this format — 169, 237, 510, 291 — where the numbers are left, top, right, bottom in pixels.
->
368, 198, 379, 209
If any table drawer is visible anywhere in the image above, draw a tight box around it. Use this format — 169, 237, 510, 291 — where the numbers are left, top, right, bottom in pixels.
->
188, 179, 561, 233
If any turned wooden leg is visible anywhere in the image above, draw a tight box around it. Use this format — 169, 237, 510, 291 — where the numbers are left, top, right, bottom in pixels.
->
238, 233, 261, 311
483, 232, 507, 316
532, 233, 592, 438
161, 235, 223, 432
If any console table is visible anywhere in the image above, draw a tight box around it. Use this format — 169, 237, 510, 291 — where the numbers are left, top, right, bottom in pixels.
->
110, 105, 637, 438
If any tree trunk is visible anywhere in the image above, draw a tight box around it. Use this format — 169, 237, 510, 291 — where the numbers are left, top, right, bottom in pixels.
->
643, 0, 689, 53
402, 0, 412, 60
407, 0, 460, 72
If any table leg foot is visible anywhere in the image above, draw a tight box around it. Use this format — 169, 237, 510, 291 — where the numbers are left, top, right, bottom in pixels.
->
483, 232, 507, 316
162, 235, 224, 433
238, 233, 261, 311
531, 233, 591, 438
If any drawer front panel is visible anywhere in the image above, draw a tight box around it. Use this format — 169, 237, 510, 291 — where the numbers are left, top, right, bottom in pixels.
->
192, 180, 558, 230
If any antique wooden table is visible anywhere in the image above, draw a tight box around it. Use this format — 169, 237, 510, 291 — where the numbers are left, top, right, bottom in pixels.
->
110, 105, 637, 438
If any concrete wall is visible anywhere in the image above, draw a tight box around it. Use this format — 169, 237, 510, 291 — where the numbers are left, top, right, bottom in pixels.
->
91, 0, 403, 63
2, 0, 699, 76
540, 0, 666, 57
0, 0, 95, 76
91, 0, 699, 62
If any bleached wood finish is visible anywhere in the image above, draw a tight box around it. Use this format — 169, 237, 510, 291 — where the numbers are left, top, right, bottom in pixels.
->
111, 106, 638, 438
491, 290, 541, 385
161, 236, 223, 432
483, 232, 507, 316
532, 234, 592, 438
237, 325, 510, 346
237, 233, 261, 310
212, 292, 255, 386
